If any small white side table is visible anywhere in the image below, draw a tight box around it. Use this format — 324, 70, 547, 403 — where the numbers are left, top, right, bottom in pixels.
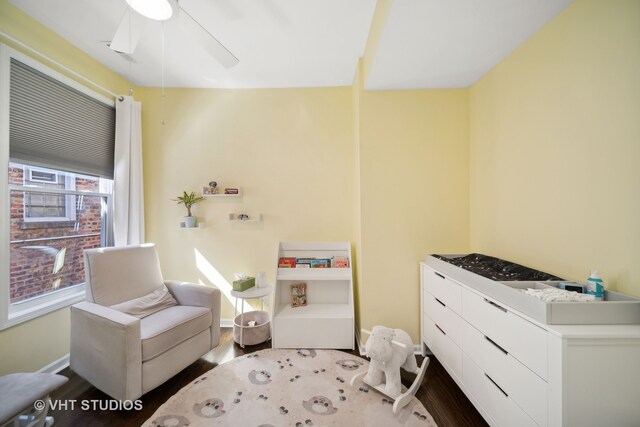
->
231, 285, 273, 347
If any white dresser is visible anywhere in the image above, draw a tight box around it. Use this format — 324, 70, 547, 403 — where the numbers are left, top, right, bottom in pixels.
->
420, 259, 640, 427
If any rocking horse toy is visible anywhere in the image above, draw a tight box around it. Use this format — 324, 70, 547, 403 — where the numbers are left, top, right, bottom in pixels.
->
350, 326, 429, 414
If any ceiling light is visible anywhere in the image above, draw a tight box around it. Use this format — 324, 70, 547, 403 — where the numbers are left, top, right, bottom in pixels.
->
124, 0, 177, 21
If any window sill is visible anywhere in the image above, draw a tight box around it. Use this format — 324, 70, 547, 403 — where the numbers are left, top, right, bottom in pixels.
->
1, 284, 85, 330
20, 220, 77, 230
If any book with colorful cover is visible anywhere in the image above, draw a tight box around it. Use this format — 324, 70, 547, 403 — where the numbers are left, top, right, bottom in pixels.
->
331, 256, 350, 268
295, 258, 315, 267
311, 259, 331, 268
278, 257, 296, 268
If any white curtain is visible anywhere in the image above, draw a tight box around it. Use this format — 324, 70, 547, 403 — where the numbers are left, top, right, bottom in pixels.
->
114, 96, 144, 246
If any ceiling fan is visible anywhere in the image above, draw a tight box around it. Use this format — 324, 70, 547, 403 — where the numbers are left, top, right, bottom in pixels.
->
109, 0, 239, 68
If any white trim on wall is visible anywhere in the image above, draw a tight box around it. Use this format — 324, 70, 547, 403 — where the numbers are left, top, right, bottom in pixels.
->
0, 42, 113, 330
0, 43, 12, 331
37, 353, 70, 374
220, 318, 234, 328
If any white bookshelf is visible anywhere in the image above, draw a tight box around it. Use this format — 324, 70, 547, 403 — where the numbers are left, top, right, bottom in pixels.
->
272, 241, 354, 349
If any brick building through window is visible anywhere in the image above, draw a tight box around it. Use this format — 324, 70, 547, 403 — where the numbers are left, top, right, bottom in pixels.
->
9, 163, 110, 303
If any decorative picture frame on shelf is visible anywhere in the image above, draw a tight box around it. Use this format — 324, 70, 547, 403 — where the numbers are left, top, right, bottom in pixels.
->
290, 283, 307, 307
203, 185, 218, 195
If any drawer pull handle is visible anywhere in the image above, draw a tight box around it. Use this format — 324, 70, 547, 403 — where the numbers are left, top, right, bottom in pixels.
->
485, 374, 508, 398
435, 323, 446, 336
435, 298, 446, 307
484, 298, 507, 313
484, 336, 508, 355
434, 272, 445, 279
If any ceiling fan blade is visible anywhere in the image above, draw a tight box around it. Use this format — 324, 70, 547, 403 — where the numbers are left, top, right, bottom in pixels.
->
177, 7, 239, 68
110, 8, 148, 54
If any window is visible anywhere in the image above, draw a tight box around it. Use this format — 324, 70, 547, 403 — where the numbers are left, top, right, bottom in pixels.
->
0, 43, 116, 329
9, 163, 112, 305
22, 165, 77, 222
29, 168, 58, 183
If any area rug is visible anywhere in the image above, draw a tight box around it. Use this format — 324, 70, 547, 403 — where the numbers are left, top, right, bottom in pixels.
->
143, 348, 437, 427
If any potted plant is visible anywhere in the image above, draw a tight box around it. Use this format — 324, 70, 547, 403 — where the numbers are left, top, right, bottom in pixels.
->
173, 191, 205, 228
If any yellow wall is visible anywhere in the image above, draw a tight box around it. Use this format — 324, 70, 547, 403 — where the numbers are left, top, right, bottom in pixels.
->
0, 1, 131, 375
469, 0, 640, 295
137, 87, 354, 320
4, 0, 638, 375
355, 76, 469, 341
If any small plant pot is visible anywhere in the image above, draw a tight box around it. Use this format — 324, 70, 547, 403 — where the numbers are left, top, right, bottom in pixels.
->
184, 216, 197, 228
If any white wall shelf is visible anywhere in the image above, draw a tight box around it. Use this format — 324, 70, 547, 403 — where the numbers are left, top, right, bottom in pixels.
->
179, 222, 205, 228
228, 213, 262, 222
204, 187, 243, 198
272, 241, 354, 349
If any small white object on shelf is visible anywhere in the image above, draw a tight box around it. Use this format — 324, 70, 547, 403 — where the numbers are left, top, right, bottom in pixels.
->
228, 213, 263, 222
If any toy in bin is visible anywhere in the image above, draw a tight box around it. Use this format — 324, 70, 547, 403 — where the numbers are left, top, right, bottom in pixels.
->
233, 273, 255, 292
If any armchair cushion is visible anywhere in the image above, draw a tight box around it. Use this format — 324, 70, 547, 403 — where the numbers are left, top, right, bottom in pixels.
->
84, 244, 165, 306
140, 306, 212, 362
110, 286, 177, 319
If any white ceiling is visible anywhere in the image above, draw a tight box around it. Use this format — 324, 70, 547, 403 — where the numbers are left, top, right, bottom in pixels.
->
366, 0, 574, 89
9, 0, 573, 89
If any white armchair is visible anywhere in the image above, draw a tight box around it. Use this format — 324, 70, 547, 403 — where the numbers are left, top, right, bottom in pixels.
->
70, 244, 221, 401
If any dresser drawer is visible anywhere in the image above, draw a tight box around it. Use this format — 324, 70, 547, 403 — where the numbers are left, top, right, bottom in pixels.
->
463, 320, 547, 427
422, 264, 461, 315
462, 288, 547, 380
424, 314, 462, 381
424, 291, 462, 347
463, 354, 538, 427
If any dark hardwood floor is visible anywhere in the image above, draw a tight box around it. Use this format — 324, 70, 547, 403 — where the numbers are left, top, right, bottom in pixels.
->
49, 329, 487, 426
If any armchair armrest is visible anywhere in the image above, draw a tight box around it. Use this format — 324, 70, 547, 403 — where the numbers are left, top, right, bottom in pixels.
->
165, 281, 221, 348
70, 302, 142, 401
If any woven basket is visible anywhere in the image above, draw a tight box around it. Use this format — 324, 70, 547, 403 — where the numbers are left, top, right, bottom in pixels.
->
233, 310, 271, 346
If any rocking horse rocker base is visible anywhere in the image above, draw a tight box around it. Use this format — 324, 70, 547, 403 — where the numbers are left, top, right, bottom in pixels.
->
350, 327, 430, 414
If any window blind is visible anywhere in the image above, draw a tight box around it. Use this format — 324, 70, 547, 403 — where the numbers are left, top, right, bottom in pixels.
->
9, 58, 116, 178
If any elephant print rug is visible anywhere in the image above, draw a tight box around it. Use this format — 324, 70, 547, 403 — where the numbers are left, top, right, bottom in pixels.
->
144, 348, 436, 427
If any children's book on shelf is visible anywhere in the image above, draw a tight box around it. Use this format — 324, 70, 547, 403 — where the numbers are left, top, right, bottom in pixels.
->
279, 257, 296, 268
331, 256, 350, 268
292, 257, 333, 268
290, 283, 307, 307
310, 259, 331, 268
295, 258, 315, 268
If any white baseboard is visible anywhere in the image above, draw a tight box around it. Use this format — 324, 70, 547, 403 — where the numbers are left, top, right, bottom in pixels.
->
38, 353, 69, 374
221, 318, 234, 328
